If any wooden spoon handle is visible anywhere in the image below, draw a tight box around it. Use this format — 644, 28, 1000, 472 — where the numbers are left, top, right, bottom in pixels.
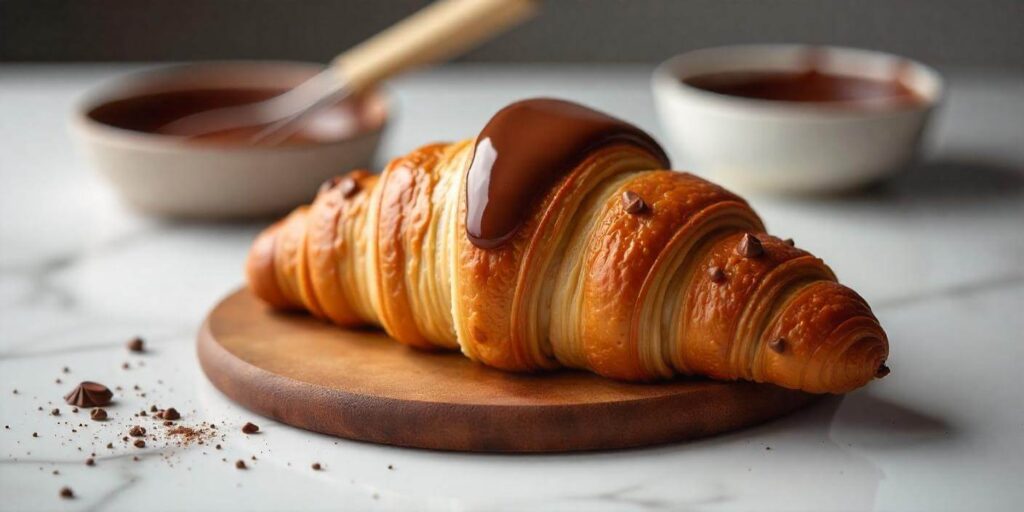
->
332, 0, 536, 92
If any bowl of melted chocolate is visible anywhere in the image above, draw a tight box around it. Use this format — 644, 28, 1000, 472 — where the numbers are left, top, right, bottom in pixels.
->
653, 45, 943, 194
72, 61, 388, 218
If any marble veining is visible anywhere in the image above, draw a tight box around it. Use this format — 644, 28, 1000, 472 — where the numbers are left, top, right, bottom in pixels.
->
1, 64, 1022, 511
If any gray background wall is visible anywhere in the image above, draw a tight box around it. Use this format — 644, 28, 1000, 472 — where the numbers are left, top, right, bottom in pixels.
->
2, 0, 1022, 69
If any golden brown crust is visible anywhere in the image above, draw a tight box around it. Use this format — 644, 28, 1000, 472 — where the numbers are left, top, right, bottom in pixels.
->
245, 140, 890, 394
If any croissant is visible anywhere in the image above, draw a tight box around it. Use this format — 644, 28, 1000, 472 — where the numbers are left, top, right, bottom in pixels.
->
246, 98, 889, 394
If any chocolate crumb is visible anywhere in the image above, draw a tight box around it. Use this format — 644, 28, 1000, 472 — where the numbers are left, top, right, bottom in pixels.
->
127, 337, 145, 352
139, 410, 147, 417
162, 407, 180, 421
311, 462, 322, 471
50, 408, 59, 416
53, 470, 59, 475
338, 177, 360, 198
876, 364, 891, 378
621, 190, 647, 214
85, 458, 95, 466
783, 238, 795, 246
387, 464, 394, 470
59, 487, 74, 499
72, 407, 78, 413
122, 362, 130, 370
241, 422, 259, 434
163, 421, 173, 426
216, 444, 222, 450
55, 378, 62, 384
32, 432, 38, 438
106, 443, 113, 449
736, 233, 764, 258
708, 266, 726, 283
129, 425, 146, 437
133, 439, 145, 448
90, 408, 107, 421
132, 456, 139, 461
149, 405, 158, 413
64, 381, 113, 408
62, 366, 70, 373
235, 460, 247, 470
768, 338, 786, 354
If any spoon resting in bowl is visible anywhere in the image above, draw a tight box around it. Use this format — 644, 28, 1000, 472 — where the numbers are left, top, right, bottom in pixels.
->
160, 0, 536, 145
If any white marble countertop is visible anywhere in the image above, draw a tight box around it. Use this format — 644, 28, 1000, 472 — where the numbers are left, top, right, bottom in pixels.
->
1, 64, 1022, 511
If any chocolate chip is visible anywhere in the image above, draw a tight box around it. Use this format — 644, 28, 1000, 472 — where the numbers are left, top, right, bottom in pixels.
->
127, 337, 144, 352
90, 408, 107, 421
708, 266, 726, 283
876, 364, 891, 378
783, 238, 795, 246
621, 190, 647, 214
235, 460, 247, 470
59, 487, 74, 499
338, 177, 360, 198
129, 425, 146, 437
241, 422, 259, 434
318, 176, 342, 195
133, 439, 145, 448
736, 233, 764, 258
50, 408, 60, 416
162, 407, 180, 421
85, 458, 95, 466
311, 462, 322, 471
768, 338, 786, 353
64, 382, 113, 408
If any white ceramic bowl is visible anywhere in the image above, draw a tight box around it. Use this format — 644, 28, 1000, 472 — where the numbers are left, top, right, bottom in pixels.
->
71, 61, 388, 218
652, 45, 943, 194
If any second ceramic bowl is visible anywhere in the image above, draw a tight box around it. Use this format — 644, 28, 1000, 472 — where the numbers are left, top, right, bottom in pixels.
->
653, 45, 943, 194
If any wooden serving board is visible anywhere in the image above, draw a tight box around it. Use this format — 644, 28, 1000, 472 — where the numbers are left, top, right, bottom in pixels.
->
198, 288, 818, 452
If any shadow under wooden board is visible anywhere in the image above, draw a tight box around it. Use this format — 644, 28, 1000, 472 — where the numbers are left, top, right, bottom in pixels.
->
198, 288, 819, 453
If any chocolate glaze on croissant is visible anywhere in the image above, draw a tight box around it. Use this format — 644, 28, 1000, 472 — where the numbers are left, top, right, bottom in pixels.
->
246, 98, 889, 394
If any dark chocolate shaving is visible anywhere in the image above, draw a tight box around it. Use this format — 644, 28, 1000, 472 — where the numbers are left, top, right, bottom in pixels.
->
127, 337, 145, 352
876, 364, 891, 378
736, 233, 764, 258
64, 382, 113, 408
708, 266, 726, 283
621, 190, 647, 214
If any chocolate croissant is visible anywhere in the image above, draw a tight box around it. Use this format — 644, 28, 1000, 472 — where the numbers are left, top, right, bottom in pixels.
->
246, 98, 889, 394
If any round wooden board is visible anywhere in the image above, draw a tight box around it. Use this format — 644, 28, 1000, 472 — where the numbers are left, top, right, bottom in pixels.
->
198, 288, 818, 453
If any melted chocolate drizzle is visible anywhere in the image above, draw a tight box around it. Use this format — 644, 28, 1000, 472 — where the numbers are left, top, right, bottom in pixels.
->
465, 98, 669, 249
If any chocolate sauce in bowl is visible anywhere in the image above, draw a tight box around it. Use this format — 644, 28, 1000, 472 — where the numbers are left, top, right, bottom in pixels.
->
465, 99, 669, 249
683, 69, 922, 107
87, 88, 377, 146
